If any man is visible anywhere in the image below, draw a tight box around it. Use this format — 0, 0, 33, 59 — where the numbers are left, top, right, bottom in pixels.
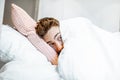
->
35, 17, 64, 55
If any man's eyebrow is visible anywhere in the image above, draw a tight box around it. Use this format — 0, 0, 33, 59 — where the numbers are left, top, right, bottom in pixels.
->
54, 32, 60, 39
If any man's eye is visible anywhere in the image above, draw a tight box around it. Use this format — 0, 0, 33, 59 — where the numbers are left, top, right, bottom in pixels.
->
57, 35, 62, 41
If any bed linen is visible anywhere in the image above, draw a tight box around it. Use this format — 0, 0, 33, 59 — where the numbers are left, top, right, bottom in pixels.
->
58, 17, 120, 80
1, 17, 120, 80
0, 25, 61, 80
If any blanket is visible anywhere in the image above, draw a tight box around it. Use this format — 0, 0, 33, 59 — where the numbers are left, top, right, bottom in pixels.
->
58, 17, 120, 80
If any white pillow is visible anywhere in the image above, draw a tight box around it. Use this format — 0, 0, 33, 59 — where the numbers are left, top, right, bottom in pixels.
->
0, 24, 48, 63
0, 25, 61, 80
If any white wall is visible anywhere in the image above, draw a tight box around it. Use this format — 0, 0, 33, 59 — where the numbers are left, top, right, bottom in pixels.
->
0, 0, 5, 69
38, 0, 120, 32
38, 0, 64, 21
0, 0, 5, 24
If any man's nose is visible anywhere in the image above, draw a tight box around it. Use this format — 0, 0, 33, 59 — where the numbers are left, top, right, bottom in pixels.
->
55, 41, 63, 53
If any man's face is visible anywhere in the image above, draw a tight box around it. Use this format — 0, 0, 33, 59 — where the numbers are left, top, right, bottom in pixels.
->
43, 26, 64, 54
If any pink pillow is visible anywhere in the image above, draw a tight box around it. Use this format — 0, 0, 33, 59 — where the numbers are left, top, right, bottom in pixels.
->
11, 3, 58, 65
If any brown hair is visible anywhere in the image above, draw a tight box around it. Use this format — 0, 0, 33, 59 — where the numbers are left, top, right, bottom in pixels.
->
35, 17, 59, 38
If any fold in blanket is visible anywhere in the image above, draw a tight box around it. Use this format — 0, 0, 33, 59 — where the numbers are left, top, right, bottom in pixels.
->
58, 17, 120, 80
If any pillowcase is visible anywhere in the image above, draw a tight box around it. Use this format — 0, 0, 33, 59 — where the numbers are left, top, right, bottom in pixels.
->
11, 3, 58, 65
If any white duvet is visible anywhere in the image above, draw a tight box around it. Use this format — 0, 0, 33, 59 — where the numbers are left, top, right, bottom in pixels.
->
58, 17, 120, 80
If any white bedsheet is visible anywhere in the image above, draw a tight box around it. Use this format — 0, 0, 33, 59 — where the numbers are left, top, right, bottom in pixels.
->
58, 17, 120, 80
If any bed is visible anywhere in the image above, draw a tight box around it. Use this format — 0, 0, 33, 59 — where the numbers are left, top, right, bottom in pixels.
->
1, 3, 120, 80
